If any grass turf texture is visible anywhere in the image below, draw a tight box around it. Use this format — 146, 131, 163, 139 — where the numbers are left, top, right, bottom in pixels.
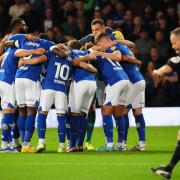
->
0, 126, 180, 180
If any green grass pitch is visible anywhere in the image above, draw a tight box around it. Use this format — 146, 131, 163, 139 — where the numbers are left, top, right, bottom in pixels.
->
0, 126, 180, 180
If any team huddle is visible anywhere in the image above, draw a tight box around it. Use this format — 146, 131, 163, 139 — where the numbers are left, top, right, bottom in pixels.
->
0, 18, 146, 153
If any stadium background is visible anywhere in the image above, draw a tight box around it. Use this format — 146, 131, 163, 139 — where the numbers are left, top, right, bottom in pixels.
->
0, 0, 180, 107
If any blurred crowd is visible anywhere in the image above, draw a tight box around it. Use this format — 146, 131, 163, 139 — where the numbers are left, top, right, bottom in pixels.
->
0, 0, 180, 107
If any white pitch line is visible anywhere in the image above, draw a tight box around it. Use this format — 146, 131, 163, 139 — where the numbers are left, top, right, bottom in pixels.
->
0, 162, 152, 166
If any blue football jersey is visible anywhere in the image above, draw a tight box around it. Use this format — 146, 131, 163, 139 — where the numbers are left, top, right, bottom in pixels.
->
0, 48, 19, 84
10, 34, 55, 82
94, 56, 128, 86
71, 49, 96, 82
42, 51, 73, 93
8, 33, 26, 41
108, 43, 144, 83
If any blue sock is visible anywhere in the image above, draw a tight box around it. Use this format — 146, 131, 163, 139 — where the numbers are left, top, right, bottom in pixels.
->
57, 114, 66, 143
2, 113, 15, 145
1, 116, 11, 142
37, 113, 47, 139
24, 114, 36, 143
69, 115, 80, 148
18, 114, 26, 141
8, 132, 13, 143
65, 113, 71, 141
12, 112, 20, 139
124, 114, 129, 142
115, 115, 125, 143
77, 114, 87, 146
102, 115, 113, 143
134, 114, 146, 142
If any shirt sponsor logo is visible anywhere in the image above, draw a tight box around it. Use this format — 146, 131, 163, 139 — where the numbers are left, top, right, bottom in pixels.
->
26, 41, 40, 47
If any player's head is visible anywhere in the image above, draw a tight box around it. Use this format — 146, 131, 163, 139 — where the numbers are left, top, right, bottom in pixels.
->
67, 39, 81, 50
39, 33, 50, 40
80, 42, 94, 50
95, 32, 111, 51
10, 18, 28, 34
91, 19, 106, 37
85, 42, 94, 49
170, 27, 180, 54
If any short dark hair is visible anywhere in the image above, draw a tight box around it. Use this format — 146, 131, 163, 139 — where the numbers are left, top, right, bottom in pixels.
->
95, 32, 109, 44
67, 39, 81, 50
91, 19, 105, 27
10, 18, 24, 30
170, 27, 180, 36
39, 33, 49, 40
85, 42, 94, 49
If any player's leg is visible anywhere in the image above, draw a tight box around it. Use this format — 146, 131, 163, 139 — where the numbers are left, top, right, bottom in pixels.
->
15, 78, 27, 144
21, 80, 40, 153
55, 91, 67, 153
130, 80, 146, 151
151, 130, 180, 179
113, 80, 130, 151
65, 111, 71, 150
131, 107, 146, 151
12, 109, 21, 151
85, 80, 104, 150
1, 108, 16, 152
96, 105, 114, 151
10, 83, 21, 150
96, 84, 115, 151
68, 81, 85, 151
85, 100, 96, 150
0, 82, 17, 152
122, 83, 134, 147
79, 81, 96, 151
36, 89, 54, 152
123, 107, 130, 148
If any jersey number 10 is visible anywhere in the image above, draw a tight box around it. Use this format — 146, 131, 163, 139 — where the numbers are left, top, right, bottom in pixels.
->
55, 62, 70, 81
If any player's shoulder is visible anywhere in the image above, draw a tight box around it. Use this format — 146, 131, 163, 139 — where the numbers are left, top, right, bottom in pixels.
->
8, 33, 26, 41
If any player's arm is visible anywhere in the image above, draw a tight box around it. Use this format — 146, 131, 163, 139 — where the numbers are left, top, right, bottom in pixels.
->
111, 30, 135, 48
92, 50, 121, 61
111, 39, 135, 48
78, 34, 94, 46
15, 48, 46, 57
18, 55, 47, 67
72, 54, 97, 65
4, 34, 39, 49
78, 61, 97, 73
121, 55, 141, 67
50, 45, 70, 58
4, 40, 16, 48
56, 43, 69, 51
0, 34, 12, 55
0, 53, 5, 64
0, 41, 6, 56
